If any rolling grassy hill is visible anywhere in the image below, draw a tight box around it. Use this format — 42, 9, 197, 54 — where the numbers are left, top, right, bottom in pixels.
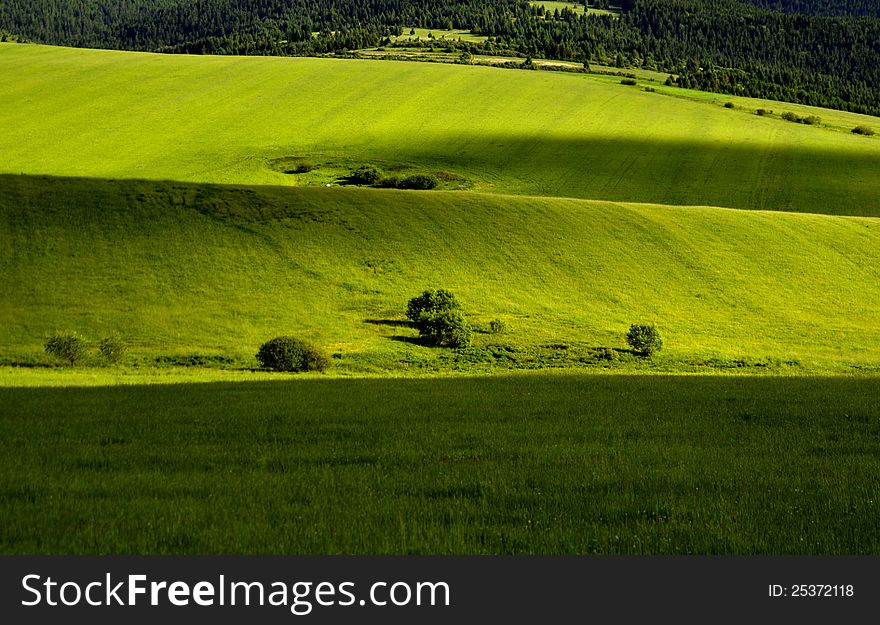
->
1, 43, 879, 216
1, 43, 879, 377
0, 43, 878, 556
2, 174, 878, 375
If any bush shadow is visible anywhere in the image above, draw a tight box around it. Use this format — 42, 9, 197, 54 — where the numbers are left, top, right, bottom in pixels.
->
387, 335, 430, 346
364, 319, 418, 329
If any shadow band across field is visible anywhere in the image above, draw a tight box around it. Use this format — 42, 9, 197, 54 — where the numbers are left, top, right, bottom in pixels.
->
340, 134, 880, 216
2, 125, 880, 216
0, 375, 878, 554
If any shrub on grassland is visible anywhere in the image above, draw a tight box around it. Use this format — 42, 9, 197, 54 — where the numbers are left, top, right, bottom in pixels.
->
405, 289, 472, 347
256, 336, 329, 372
419, 309, 473, 347
852, 125, 875, 136
781, 111, 821, 126
625, 324, 663, 357
406, 289, 461, 323
349, 165, 382, 185
98, 334, 127, 365
400, 174, 438, 190
44, 333, 87, 365
376, 173, 439, 190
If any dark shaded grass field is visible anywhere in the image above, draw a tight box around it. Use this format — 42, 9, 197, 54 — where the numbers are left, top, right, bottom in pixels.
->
1, 374, 878, 554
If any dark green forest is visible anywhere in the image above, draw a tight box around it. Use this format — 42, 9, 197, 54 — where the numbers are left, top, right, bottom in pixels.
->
734, 0, 880, 17
2, 0, 878, 115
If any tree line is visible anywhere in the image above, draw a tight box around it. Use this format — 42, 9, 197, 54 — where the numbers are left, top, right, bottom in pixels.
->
2, 0, 878, 115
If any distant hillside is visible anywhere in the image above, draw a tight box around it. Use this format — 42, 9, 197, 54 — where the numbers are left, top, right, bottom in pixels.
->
1, 45, 878, 216
1, 0, 879, 114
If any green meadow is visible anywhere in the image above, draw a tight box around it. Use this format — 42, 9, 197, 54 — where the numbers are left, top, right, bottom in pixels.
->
1, 43, 879, 554
1, 375, 878, 554
1, 44, 879, 215
2, 175, 879, 374
390, 28, 488, 43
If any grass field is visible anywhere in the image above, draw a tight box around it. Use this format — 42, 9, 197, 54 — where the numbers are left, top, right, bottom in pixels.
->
390, 28, 488, 44
2, 175, 879, 374
532, 1, 586, 15
1, 43, 879, 555
1, 375, 877, 554
1, 43, 878, 215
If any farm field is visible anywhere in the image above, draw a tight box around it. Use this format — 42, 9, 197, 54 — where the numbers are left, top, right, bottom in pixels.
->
1, 42, 879, 555
1, 374, 878, 554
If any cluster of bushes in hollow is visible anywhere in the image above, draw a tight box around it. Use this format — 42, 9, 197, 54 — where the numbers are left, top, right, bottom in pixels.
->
349, 165, 438, 190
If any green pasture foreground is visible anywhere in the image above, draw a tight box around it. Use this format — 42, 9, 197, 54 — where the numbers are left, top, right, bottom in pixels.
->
1, 43, 878, 215
2, 175, 879, 372
0, 374, 877, 554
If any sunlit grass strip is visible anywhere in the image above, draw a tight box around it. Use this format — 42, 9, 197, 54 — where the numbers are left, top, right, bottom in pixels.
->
2, 175, 879, 372
1, 43, 878, 214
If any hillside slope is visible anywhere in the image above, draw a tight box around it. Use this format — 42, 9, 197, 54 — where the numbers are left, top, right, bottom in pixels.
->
2, 175, 878, 372
1, 44, 878, 215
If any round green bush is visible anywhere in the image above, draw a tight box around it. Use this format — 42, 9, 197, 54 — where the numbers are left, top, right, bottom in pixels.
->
400, 174, 438, 190
419, 309, 473, 348
406, 289, 461, 323
349, 165, 382, 185
256, 337, 329, 372
852, 125, 875, 136
98, 333, 127, 365
625, 324, 663, 356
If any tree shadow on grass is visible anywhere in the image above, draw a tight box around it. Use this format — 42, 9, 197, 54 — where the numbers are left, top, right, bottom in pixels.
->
387, 335, 431, 346
364, 319, 418, 329
0, 361, 62, 369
